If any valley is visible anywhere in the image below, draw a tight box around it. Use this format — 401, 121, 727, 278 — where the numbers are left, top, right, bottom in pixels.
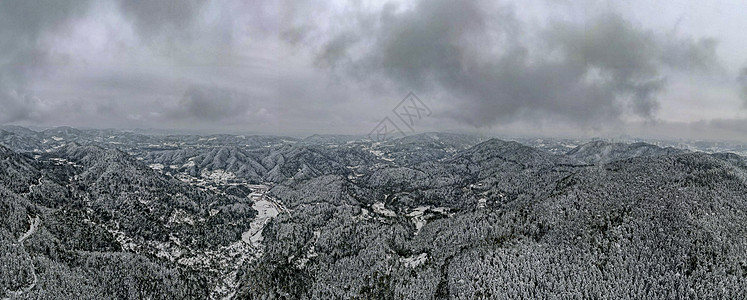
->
0, 127, 746, 299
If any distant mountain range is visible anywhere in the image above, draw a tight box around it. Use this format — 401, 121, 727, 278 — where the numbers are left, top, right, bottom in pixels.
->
566, 140, 687, 164
1, 126, 746, 299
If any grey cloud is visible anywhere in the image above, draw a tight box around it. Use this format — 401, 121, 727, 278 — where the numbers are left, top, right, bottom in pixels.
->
315, 33, 358, 69
0, 0, 91, 122
318, 0, 722, 128
0, 0, 261, 127
79, 71, 178, 97
0, 0, 90, 52
612, 118, 747, 142
115, 0, 206, 41
0, 89, 38, 123
707, 118, 747, 138
169, 85, 250, 122
661, 36, 720, 72
543, 14, 668, 119
272, 0, 337, 46
0, 0, 741, 139
739, 67, 747, 106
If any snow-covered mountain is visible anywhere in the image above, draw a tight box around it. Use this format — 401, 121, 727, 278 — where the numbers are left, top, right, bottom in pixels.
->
1, 127, 747, 299
567, 140, 686, 164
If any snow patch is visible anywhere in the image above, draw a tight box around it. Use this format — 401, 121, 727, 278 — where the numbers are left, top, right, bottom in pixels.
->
201, 169, 236, 184
168, 209, 195, 225
399, 253, 428, 268
372, 202, 396, 217
369, 149, 394, 162
406, 206, 429, 234
354, 208, 372, 222
243, 200, 279, 245
109, 229, 138, 252
431, 206, 452, 215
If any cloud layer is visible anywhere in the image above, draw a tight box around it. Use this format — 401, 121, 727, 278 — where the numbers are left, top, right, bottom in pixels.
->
0, 0, 91, 122
739, 67, 747, 107
317, 0, 723, 128
0, 0, 745, 140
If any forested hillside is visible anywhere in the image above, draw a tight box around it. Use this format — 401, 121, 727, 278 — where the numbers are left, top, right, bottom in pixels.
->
1, 127, 746, 299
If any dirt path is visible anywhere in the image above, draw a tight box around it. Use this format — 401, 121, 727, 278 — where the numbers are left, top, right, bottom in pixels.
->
17, 216, 39, 244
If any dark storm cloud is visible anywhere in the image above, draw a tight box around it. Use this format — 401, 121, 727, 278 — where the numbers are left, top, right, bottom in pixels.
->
318, 0, 722, 127
0, 0, 90, 123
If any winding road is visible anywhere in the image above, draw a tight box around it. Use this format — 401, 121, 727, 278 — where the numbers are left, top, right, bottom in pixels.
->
17, 216, 39, 244
2, 215, 40, 300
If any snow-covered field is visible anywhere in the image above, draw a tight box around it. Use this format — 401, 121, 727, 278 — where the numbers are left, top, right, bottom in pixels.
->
372, 201, 396, 217
242, 197, 280, 246
201, 169, 236, 184
399, 253, 428, 268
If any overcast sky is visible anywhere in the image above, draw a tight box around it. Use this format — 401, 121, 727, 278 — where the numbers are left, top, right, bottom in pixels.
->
2, 0, 747, 140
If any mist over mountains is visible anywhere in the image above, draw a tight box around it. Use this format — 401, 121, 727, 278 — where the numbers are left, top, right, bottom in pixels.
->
0, 126, 746, 299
